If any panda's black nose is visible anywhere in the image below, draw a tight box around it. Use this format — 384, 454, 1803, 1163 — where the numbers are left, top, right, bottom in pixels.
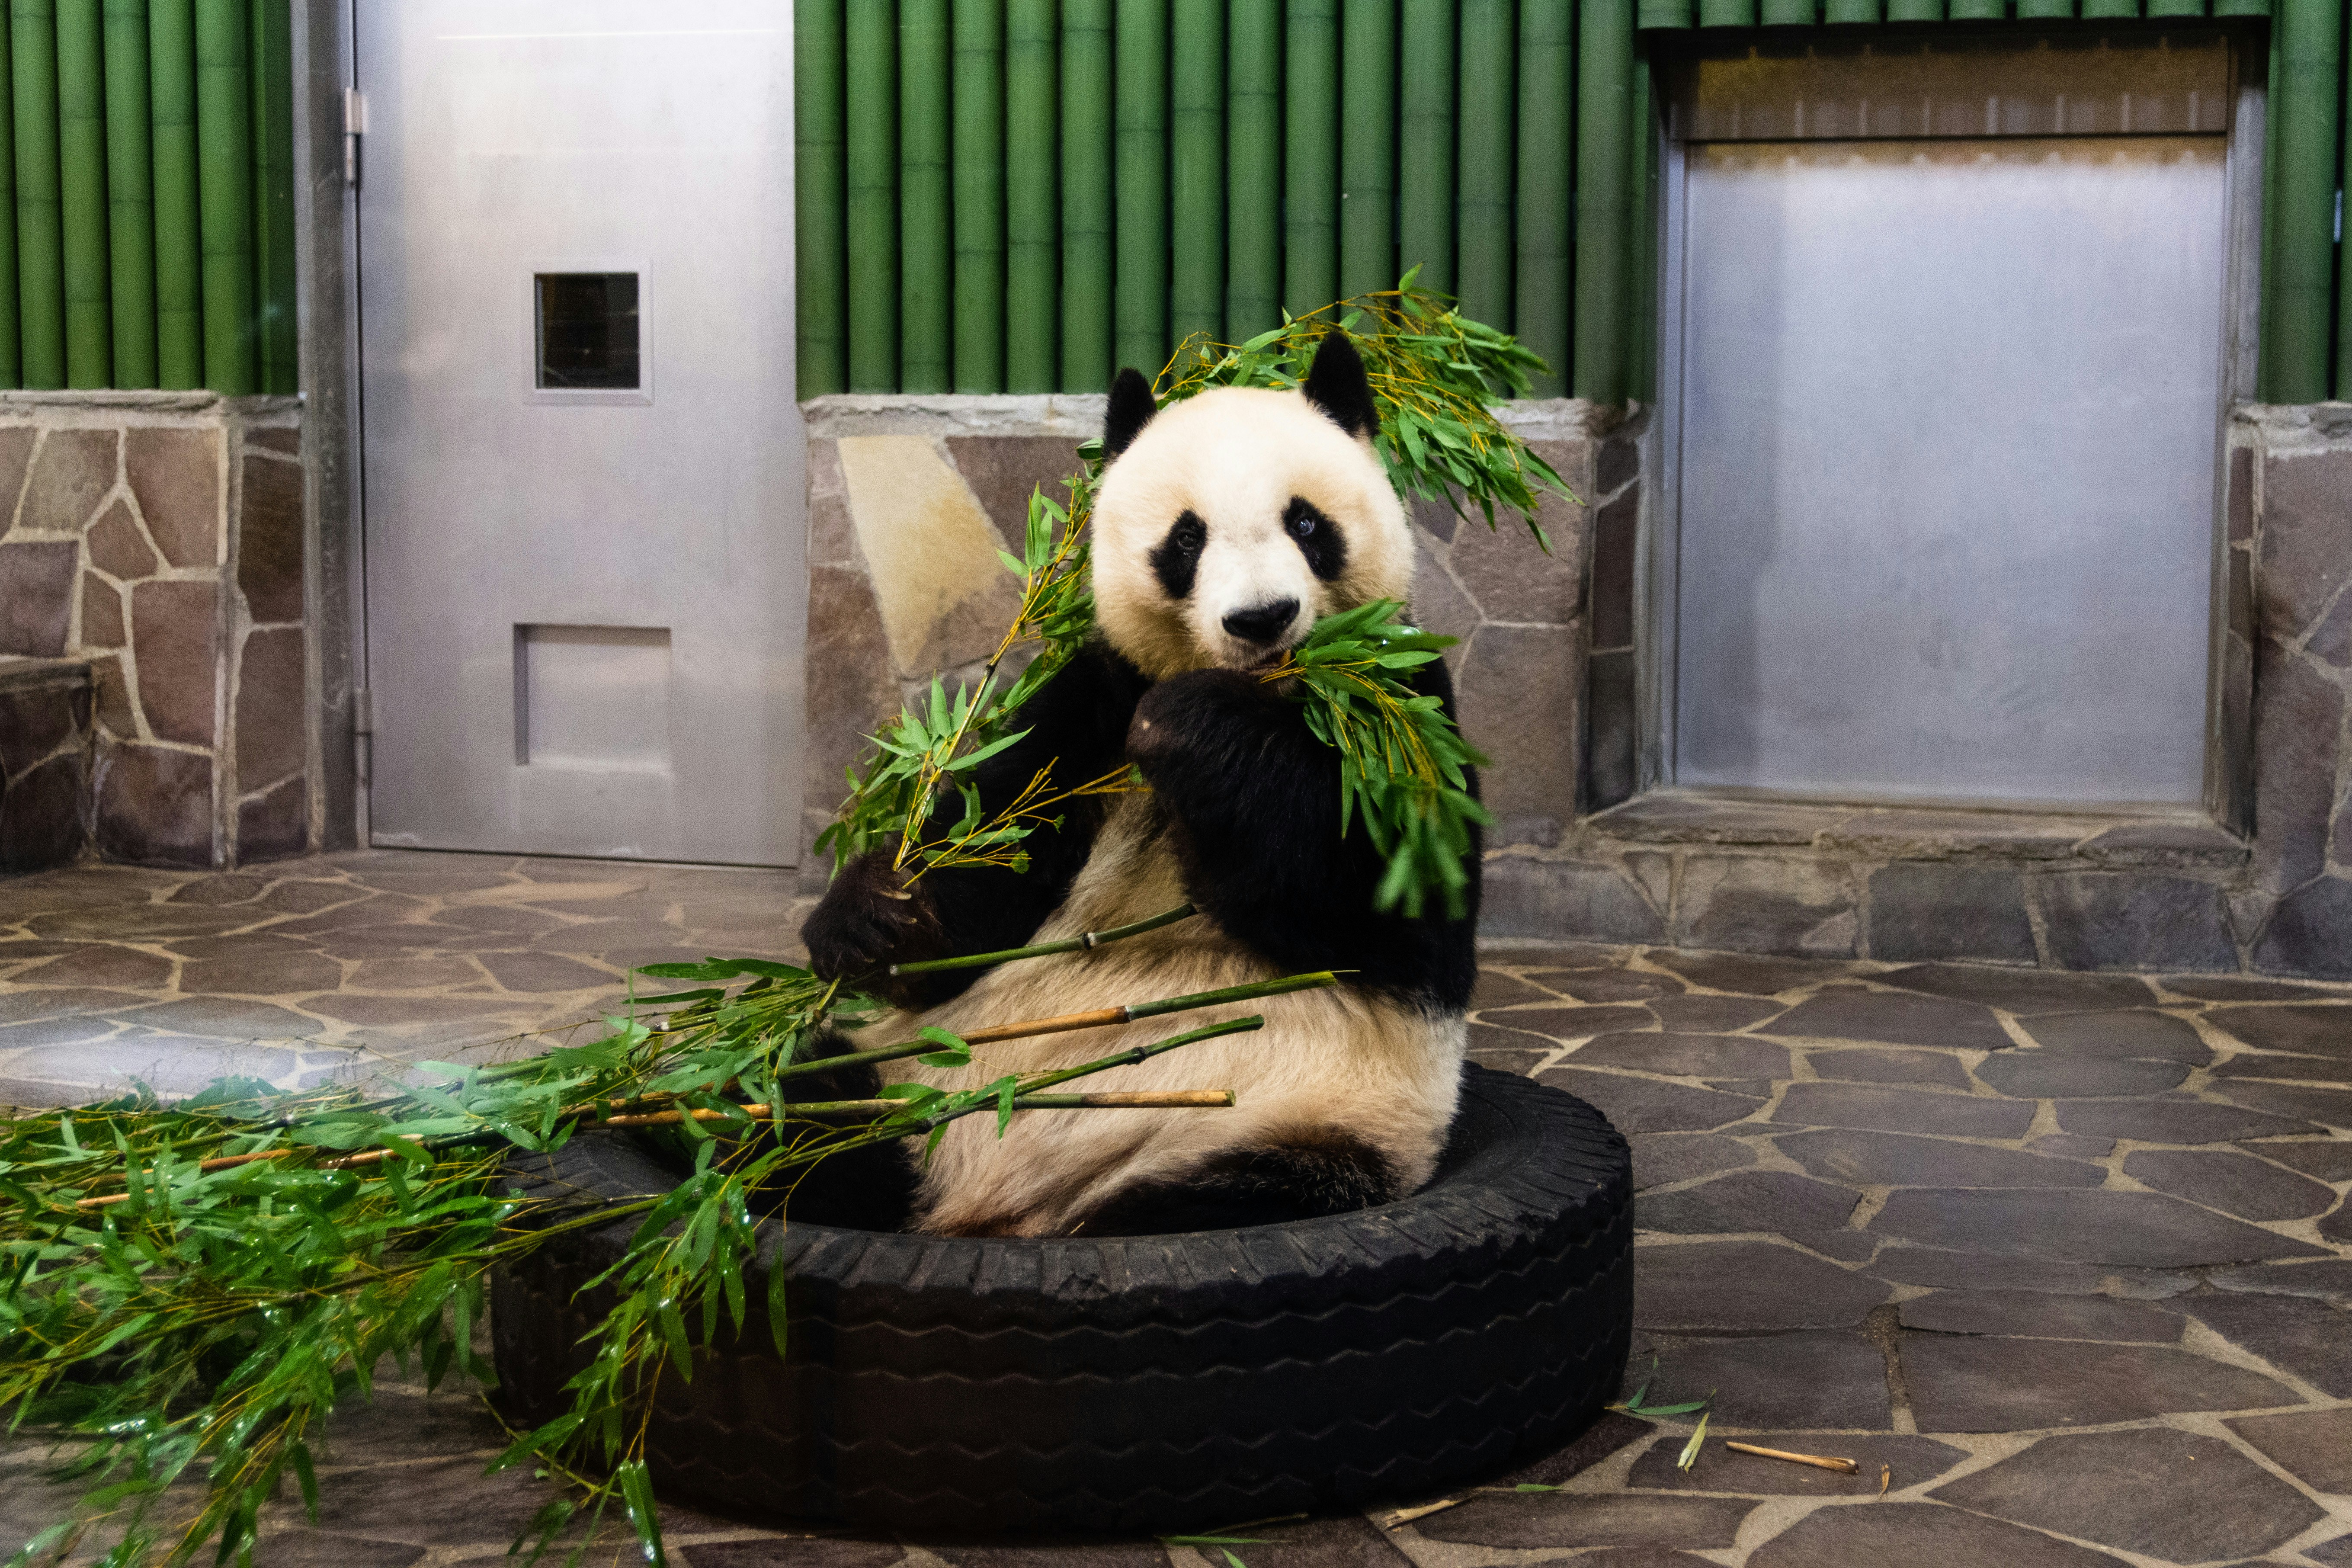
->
1222, 599, 1299, 646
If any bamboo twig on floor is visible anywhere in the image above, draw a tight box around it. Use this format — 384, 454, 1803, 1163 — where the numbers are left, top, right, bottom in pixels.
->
1725, 1441, 1859, 1475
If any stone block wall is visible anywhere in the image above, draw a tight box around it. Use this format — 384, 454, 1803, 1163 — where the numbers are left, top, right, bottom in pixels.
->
0, 393, 309, 869
0, 658, 91, 870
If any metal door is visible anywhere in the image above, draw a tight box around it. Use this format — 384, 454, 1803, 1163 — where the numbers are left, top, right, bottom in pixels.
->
358, 2, 802, 863
1665, 39, 2231, 807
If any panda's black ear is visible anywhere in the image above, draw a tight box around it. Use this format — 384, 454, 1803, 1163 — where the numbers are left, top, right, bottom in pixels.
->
1302, 332, 1378, 440
1104, 368, 1158, 459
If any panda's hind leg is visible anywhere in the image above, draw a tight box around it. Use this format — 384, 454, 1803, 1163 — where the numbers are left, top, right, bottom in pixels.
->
1067, 1129, 1399, 1237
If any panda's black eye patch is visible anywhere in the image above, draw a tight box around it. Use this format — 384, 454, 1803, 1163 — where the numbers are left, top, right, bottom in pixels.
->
1151, 511, 1207, 599
1284, 497, 1346, 580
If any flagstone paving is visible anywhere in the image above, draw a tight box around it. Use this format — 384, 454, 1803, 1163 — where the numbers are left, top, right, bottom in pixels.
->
0, 851, 2349, 1567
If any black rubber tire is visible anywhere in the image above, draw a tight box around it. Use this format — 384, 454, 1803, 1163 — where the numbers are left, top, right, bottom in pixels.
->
490, 1064, 1632, 1535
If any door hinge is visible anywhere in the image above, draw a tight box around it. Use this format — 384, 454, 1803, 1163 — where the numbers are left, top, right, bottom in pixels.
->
352, 686, 373, 735
343, 88, 368, 186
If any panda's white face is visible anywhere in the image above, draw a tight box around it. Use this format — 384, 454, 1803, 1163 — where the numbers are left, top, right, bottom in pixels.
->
1090, 385, 1414, 680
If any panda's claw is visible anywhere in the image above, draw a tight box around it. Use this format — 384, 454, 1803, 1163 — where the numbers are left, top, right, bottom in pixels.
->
801, 849, 949, 996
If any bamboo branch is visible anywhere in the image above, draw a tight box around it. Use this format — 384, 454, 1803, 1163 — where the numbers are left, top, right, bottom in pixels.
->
890, 902, 1199, 975
595, 1089, 1234, 1127
1724, 1442, 1859, 1475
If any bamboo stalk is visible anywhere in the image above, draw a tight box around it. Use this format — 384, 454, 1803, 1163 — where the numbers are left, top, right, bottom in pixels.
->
1058, 0, 1111, 389
1455, 0, 1512, 333
890, 901, 1198, 974
1337, 0, 1393, 303
1169, 0, 1222, 352
1003, 0, 1055, 390
898, 0, 951, 392
795, 0, 846, 398
56, 0, 109, 388
147, 0, 198, 387
1224, 0, 1280, 340
0, 0, 21, 386
1397, 0, 1454, 298
15, 0, 67, 389
247, 0, 293, 392
1113, 0, 1166, 376
102, 0, 154, 387
1725, 1442, 1858, 1475
1516, 0, 1571, 399
192, 0, 253, 392
1284, 0, 1339, 316
952, 0, 1003, 391
845, 0, 898, 391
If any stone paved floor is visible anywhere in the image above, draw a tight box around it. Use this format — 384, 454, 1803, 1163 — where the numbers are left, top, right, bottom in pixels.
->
0, 851, 2349, 1568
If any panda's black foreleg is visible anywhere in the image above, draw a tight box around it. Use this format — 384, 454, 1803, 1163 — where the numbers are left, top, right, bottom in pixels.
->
751, 1029, 921, 1231
1125, 663, 1480, 1010
801, 641, 1153, 1006
1066, 1131, 1400, 1236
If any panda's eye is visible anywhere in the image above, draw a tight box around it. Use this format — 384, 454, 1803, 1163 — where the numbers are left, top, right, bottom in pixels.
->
1288, 510, 1316, 539
1172, 516, 1206, 553
1283, 497, 1347, 581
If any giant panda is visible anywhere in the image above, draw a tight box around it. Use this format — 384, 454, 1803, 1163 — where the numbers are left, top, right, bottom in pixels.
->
800, 333, 1481, 1238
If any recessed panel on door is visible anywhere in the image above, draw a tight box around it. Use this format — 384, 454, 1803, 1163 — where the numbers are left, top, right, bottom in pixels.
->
359, 2, 802, 863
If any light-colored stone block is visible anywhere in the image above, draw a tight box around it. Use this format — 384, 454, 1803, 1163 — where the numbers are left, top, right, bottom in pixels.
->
836, 435, 1025, 682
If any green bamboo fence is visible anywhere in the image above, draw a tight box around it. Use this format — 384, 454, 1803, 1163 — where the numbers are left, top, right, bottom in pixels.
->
795, 0, 2346, 404
0, 0, 290, 393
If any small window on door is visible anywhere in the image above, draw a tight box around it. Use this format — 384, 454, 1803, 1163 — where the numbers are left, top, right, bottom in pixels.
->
535, 272, 639, 390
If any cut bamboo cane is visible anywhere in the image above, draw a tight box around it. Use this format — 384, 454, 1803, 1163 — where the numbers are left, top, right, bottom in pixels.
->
1224, 0, 1280, 340
795, 0, 846, 398
1112, 0, 1165, 377
15, 0, 67, 389
597, 1088, 1236, 1128
1003, 0, 1055, 391
1454, 0, 1512, 333
55, 0, 108, 388
952, 0, 1003, 391
1725, 1442, 1859, 1474
192, 0, 253, 393
1059, 0, 1111, 388
147, 0, 199, 387
1516, 0, 1572, 398
102, 0, 154, 387
898, 0, 952, 393
2266, 0, 2341, 401
891, 901, 1197, 974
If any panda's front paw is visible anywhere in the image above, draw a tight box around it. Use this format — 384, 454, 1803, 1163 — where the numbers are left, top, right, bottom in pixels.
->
1127, 668, 1275, 770
801, 850, 949, 994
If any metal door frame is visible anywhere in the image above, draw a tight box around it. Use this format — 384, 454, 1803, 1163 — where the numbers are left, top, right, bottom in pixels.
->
1640, 23, 2268, 826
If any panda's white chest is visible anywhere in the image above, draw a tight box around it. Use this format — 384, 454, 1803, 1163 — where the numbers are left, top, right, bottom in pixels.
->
874, 795, 1466, 1236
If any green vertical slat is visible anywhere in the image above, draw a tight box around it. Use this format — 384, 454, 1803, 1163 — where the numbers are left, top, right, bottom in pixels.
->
192, 0, 252, 393
249, 0, 292, 393
2077, 0, 2137, 14
1700, 0, 1758, 26
952, 0, 1003, 391
1338, 0, 1392, 301
1397, 0, 1454, 297
2265, 0, 2341, 401
1060, 0, 1110, 388
14, 0, 63, 388
1884, 0, 1944, 20
1762, 0, 1819, 24
1456, 0, 1511, 329
1823, 0, 1880, 23
1515, 0, 1569, 396
795, 0, 847, 398
1114, 0, 1166, 375
1627, 47, 1655, 403
1640, 0, 1696, 29
102, 0, 152, 386
846, 0, 897, 391
2339, 24, 2352, 392
1225, 0, 1279, 339
0, 14, 17, 385
1945, 0, 2003, 21
1004, 0, 1055, 390
899, 0, 950, 392
1170, 0, 1221, 352
57, 0, 105, 387
2211, 0, 2269, 16
2145, 0, 2205, 16
148, 0, 195, 386
2013, 0, 2073, 19
1572, 0, 1629, 403
1284, 0, 1336, 314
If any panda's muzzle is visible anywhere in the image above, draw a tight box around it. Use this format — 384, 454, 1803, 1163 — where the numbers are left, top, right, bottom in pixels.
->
1221, 598, 1299, 648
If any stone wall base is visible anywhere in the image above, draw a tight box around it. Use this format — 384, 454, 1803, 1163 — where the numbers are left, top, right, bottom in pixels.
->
0, 657, 91, 871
